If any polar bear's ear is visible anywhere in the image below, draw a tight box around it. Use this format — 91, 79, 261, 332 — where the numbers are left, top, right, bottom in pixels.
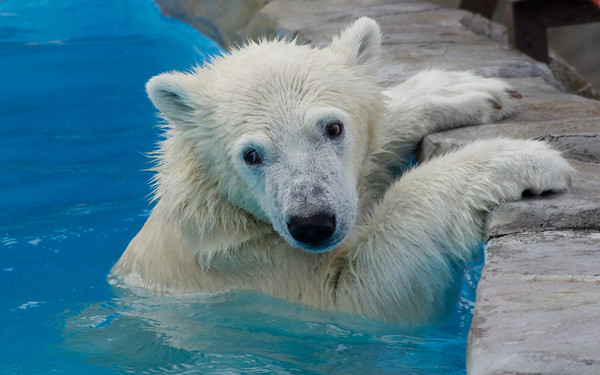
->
146, 72, 200, 124
329, 17, 382, 70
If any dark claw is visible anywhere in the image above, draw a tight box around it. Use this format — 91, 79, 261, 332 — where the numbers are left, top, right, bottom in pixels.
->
488, 98, 503, 110
506, 89, 523, 99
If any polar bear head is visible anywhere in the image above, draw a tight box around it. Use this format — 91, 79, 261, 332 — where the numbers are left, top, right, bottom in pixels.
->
146, 18, 384, 253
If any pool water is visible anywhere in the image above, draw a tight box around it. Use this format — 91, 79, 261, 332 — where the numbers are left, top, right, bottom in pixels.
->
0, 1, 483, 373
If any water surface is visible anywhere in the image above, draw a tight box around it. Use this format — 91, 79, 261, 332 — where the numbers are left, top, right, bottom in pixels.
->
0, 1, 481, 373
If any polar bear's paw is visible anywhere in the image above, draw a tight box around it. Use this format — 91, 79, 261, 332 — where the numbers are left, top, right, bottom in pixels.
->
454, 138, 575, 199
520, 142, 574, 196
387, 70, 523, 126
433, 70, 522, 124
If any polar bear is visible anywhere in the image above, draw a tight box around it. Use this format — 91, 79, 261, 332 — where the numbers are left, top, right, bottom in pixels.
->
112, 17, 573, 325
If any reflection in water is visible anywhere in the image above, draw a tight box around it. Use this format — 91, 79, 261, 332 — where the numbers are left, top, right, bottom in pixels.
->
62, 266, 481, 375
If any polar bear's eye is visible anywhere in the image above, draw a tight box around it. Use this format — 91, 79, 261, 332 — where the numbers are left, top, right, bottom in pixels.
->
243, 149, 262, 165
326, 121, 344, 139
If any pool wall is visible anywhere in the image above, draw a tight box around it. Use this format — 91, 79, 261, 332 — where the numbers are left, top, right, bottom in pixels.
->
154, 0, 600, 373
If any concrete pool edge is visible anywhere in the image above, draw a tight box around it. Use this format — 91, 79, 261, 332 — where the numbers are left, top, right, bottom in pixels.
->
154, 1, 600, 373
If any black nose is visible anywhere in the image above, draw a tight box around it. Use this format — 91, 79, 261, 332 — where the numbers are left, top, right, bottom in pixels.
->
287, 214, 336, 245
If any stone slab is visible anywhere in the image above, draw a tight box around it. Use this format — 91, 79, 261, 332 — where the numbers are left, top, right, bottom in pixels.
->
257, 0, 440, 47
380, 41, 557, 85
260, 0, 439, 32
468, 230, 600, 375
484, 230, 600, 277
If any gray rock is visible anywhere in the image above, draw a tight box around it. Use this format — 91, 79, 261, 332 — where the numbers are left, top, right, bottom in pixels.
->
468, 230, 600, 375
155, 0, 271, 48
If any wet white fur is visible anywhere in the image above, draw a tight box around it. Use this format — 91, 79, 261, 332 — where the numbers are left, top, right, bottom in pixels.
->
112, 18, 573, 325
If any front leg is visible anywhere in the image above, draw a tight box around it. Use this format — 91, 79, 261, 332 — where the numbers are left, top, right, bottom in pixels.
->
377, 70, 523, 173
334, 139, 573, 324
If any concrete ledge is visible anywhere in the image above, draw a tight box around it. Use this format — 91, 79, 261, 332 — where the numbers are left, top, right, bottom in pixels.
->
469, 230, 600, 374
154, 1, 600, 373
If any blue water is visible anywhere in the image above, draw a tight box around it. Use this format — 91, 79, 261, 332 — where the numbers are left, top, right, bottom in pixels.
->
0, 1, 483, 373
